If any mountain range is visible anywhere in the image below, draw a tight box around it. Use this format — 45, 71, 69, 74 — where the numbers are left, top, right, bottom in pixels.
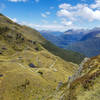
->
40, 29, 86, 48
66, 28, 100, 57
40, 28, 100, 57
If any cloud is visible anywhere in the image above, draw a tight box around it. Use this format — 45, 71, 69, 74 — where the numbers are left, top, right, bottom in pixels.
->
61, 18, 73, 26
57, 9, 74, 20
57, 2, 100, 22
53, 20, 57, 24
41, 20, 48, 24
90, 0, 100, 9
8, 0, 27, 2
59, 3, 87, 10
19, 21, 76, 31
78, 7, 100, 21
8, 17, 18, 23
11, 18, 18, 22
50, 6, 54, 9
41, 13, 47, 18
33, 23, 82, 31
59, 3, 72, 10
8, 17, 81, 31
41, 11, 51, 18
32, 24, 73, 31
57, 3, 87, 21
45, 12, 51, 15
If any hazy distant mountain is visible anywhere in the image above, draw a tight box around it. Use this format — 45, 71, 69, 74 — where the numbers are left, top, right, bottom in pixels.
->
40, 29, 86, 48
59, 29, 86, 47
80, 28, 100, 41
40, 28, 100, 57
40, 30, 63, 47
64, 29, 87, 35
66, 28, 100, 57
40, 30, 63, 36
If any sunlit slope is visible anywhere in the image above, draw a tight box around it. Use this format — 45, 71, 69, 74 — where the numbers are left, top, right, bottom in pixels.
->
0, 13, 78, 100
0, 13, 85, 64
66, 55, 100, 100
50, 55, 100, 100
0, 43, 77, 100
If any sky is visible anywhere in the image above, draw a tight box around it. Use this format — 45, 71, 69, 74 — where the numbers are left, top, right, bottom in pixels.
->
0, 0, 100, 31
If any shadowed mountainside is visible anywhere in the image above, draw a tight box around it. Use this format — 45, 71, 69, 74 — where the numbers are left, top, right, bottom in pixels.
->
66, 29, 100, 57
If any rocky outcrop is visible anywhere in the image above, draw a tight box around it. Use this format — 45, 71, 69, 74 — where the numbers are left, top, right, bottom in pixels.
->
67, 57, 90, 88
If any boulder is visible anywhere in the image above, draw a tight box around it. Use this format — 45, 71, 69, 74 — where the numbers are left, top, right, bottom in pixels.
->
28, 63, 36, 68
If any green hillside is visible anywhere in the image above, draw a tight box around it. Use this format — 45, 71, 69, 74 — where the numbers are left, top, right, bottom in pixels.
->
0, 13, 78, 100
48, 55, 100, 100
0, 13, 85, 64
42, 41, 85, 64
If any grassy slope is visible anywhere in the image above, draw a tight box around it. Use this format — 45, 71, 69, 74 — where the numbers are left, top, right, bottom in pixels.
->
42, 41, 85, 64
0, 13, 78, 100
0, 13, 85, 64
0, 13, 99, 100
49, 55, 100, 100
66, 55, 100, 100
21, 25, 85, 64
0, 47, 77, 100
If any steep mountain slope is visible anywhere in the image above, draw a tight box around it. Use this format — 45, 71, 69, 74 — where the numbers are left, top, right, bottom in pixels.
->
81, 28, 100, 41
0, 13, 80, 100
48, 55, 100, 100
59, 31, 85, 48
66, 29, 100, 57
0, 13, 85, 64
40, 31, 63, 47
42, 41, 85, 64
65, 55, 100, 100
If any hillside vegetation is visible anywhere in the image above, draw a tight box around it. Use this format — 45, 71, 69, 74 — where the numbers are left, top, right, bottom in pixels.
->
0, 13, 79, 100
0, 13, 85, 64
48, 55, 100, 100
0, 13, 100, 100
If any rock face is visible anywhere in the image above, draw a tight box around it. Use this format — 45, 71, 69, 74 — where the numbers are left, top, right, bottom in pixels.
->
0, 74, 3, 77
0, 51, 2, 54
49, 56, 100, 100
56, 82, 63, 91
28, 63, 36, 68
63, 55, 100, 100
67, 57, 90, 88
56, 58, 89, 91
